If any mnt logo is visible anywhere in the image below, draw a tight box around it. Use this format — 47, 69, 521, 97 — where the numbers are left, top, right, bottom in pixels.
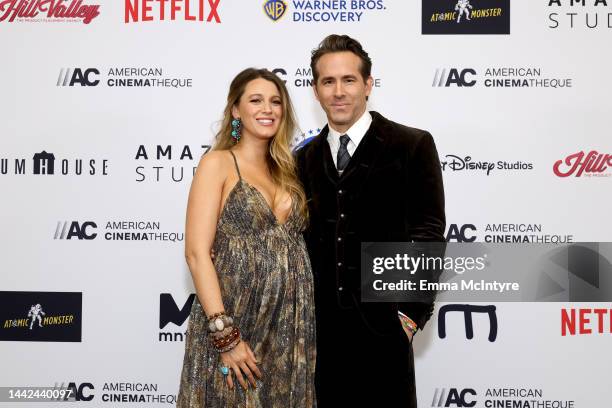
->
264, 0, 287, 21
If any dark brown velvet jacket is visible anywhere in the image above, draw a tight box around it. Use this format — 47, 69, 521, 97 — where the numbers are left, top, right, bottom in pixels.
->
296, 111, 446, 333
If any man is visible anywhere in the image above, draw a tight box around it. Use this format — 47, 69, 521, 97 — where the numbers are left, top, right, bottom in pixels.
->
296, 35, 446, 407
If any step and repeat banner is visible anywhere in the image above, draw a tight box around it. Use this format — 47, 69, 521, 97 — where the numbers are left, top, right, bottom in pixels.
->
1, 1, 610, 407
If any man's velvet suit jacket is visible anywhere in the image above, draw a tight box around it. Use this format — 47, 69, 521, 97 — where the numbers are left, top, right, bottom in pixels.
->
296, 111, 446, 335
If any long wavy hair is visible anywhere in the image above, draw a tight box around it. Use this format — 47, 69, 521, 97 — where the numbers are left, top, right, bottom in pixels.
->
213, 68, 307, 219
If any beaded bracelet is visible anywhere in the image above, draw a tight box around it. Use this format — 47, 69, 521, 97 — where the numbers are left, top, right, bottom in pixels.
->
210, 327, 241, 353
398, 311, 418, 334
207, 312, 234, 333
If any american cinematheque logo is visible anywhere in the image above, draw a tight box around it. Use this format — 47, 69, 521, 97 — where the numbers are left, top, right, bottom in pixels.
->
0, 0, 100, 24
422, 0, 510, 34
0, 291, 82, 342
56, 67, 194, 88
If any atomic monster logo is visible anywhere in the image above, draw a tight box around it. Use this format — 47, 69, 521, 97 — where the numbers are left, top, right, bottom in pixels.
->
455, 0, 473, 23
27, 304, 46, 329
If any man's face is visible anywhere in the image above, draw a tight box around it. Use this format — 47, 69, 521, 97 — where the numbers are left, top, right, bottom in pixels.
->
313, 51, 373, 133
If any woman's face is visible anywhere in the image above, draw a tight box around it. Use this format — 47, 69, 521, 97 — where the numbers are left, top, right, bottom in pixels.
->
232, 78, 283, 141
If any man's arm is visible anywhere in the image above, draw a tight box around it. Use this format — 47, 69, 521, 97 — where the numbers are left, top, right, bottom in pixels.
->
399, 131, 446, 331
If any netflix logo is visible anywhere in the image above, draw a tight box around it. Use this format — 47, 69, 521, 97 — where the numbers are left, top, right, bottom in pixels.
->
124, 0, 221, 23
561, 308, 612, 336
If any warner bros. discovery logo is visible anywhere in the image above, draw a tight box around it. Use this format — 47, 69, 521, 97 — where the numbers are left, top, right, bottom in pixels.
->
158, 293, 195, 342
264, 0, 287, 21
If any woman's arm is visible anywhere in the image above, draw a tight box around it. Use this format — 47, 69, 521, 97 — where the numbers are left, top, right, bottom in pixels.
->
183, 150, 261, 389
184, 151, 227, 316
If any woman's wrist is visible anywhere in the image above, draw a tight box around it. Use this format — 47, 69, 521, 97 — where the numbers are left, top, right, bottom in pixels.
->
207, 312, 241, 353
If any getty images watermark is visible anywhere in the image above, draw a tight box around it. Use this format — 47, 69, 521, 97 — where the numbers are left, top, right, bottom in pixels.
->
361, 242, 612, 302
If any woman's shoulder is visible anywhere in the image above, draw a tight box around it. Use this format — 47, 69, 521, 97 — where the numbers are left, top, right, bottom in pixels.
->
193, 149, 236, 186
198, 149, 233, 169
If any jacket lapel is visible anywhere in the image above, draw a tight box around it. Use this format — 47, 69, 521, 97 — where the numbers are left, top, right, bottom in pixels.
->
339, 111, 388, 182
309, 125, 339, 185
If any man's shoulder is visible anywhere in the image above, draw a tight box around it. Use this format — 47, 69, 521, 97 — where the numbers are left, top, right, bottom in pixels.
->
371, 111, 433, 147
295, 132, 325, 162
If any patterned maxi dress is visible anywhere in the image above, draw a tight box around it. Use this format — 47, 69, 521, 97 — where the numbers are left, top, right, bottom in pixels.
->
177, 151, 316, 407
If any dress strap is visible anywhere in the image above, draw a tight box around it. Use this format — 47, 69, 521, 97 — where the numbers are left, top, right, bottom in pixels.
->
228, 150, 242, 180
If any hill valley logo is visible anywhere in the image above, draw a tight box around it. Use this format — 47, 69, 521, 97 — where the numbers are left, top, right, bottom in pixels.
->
0, 0, 100, 24
422, 0, 510, 34
553, 150, 611, 177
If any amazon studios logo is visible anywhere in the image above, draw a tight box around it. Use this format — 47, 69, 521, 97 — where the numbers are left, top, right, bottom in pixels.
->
422, 0, 510, 34
547, 0, 612, 30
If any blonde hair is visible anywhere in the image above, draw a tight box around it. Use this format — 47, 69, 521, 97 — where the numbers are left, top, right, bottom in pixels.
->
213, 68, 307, 219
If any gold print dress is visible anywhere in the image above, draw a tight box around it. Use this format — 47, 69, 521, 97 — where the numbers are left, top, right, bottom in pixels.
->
178, 151, 316, 407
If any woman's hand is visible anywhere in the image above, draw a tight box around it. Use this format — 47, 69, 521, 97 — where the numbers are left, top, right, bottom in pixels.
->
220, 341, 262, 389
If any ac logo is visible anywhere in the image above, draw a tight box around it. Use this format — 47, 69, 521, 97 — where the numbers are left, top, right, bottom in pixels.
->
57, 68, 100, 87
54, 222, 97, 240
431, 388, 477, 407
264, 0, 287, 21
446, 224, 477, 242
438, 304, 498, 342
61, 382, 94, 401
270, 68, 288, 83
433, 68, 476, 87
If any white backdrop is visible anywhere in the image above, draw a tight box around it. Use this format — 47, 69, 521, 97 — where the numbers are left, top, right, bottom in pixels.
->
1, 1, 610, 406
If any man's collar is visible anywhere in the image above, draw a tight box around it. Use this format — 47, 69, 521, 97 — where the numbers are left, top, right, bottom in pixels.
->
327, 110, 372, 146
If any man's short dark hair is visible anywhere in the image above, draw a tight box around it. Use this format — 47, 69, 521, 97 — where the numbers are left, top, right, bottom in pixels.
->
310, 34, 372, 84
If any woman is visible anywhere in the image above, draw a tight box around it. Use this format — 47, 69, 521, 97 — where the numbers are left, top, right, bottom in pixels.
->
177, 68, 316, 407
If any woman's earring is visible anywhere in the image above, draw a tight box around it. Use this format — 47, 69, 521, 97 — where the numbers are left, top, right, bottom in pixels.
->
231, 118, 241, 143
